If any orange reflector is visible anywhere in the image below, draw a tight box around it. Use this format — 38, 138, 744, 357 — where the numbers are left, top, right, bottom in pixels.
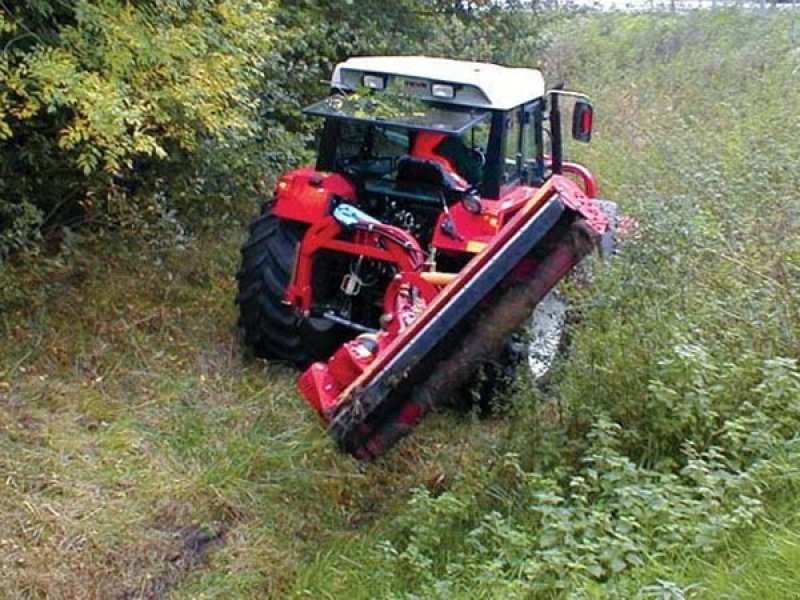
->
419, 272, 458, 286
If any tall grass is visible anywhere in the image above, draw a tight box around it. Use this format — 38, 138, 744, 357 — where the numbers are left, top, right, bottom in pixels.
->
293, 11, 800, 598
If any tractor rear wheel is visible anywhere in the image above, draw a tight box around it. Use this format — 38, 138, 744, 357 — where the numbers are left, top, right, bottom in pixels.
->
467, 200, 621, 410
237, 210, 339, 367
526, 199, 619, 379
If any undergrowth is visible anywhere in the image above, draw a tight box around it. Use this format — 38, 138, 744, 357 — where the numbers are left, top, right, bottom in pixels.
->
292, 10, 800, 599
2, 8, 799, 600
0, 222, 502, 597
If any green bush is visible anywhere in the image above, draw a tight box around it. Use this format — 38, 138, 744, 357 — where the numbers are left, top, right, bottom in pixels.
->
0, 0, 279, 258
547, 10, 799, 466
0, 0, 549, 260
377, 429, 776, 598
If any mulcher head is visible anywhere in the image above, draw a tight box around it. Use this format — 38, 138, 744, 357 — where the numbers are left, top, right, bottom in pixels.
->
298, 175, 608, 460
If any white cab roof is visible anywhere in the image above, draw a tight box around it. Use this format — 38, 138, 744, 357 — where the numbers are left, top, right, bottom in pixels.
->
332, 56, 545, 111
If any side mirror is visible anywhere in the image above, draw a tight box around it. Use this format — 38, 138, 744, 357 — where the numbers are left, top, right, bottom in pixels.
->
572, 101, 593, 143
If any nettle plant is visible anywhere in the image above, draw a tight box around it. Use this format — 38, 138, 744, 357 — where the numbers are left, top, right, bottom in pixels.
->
376, 408, 800, 597
336, 11, 800, 599
373, 206, 800, 594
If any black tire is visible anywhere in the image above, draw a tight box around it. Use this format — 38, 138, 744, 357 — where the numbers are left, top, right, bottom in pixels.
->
594, 199, 620, 259
466, 335, 526, 415
461, 200, 622, 411
236, 211, 312, 367
238, 209, 352, 368
523, 199, 620, 379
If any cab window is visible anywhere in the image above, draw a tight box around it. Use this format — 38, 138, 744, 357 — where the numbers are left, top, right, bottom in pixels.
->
503, 109, 523, 184
522, 101, 545, 184
334, 122, 409, 170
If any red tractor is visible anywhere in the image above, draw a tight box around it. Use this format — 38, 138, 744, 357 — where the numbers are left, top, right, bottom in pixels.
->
237, 56, 612, 460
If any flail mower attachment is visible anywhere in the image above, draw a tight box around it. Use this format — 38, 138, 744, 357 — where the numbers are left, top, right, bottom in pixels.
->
298, 176, 609, 460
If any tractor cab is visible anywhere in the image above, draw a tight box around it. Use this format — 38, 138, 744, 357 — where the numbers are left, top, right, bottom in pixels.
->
293, 56, 596, 252
306, 56, 594, 203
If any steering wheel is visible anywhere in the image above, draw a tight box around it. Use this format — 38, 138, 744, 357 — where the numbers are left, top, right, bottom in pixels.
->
471, 147, 486, 168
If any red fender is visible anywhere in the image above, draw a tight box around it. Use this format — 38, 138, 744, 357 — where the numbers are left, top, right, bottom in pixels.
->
272, 168, 357, 224
543, 158, 599, 199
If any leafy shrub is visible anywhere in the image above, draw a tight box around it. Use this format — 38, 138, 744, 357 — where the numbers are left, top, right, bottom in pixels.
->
0, 0, 279, 258
378, 357, 800, 597
377, 434, 774, 597
0, 0, 550, 260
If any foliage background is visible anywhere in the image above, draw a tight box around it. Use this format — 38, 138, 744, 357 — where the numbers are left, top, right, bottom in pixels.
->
346, 10, 800, 598
0, 0, 543, 260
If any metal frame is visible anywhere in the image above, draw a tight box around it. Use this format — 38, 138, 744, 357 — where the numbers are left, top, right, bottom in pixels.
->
322, 175, 609, 458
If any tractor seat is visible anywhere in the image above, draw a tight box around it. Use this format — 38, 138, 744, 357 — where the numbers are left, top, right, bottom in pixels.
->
395, 157, 467, 196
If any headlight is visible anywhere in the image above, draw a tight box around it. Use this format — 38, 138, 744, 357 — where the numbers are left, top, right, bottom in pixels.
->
431, 84, 455, 99
363, 75, 386, 90
462, 190, 482, 214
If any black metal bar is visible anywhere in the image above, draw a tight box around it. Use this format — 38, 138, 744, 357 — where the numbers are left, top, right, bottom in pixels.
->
481, 111, 506, 200
322, 311, 379, 334
316, 118, 340, 171
550, 86, 564, 176
532, 101, 545, 185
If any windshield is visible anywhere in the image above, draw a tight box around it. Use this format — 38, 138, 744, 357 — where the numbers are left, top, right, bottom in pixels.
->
304, 92, 490, 135
334, 122, 409, 175
327, 119, 489, 186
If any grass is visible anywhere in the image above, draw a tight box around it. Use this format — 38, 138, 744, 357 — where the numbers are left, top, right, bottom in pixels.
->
699, 520, 800, 599
3, 8, 800, 600
606, 474, 800, 599
0, 226, 505, 598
